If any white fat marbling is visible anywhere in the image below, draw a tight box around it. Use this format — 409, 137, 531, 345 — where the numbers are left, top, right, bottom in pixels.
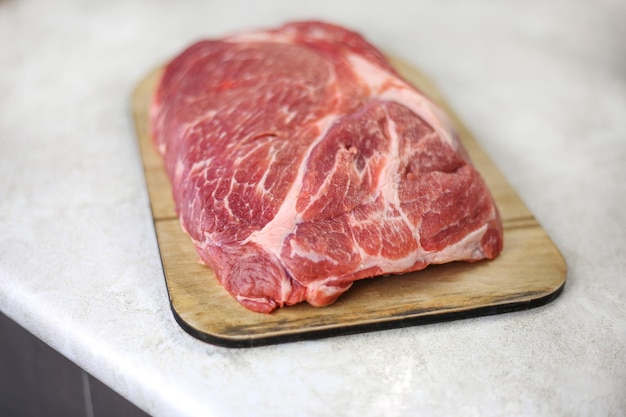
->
1, 0, 625, 416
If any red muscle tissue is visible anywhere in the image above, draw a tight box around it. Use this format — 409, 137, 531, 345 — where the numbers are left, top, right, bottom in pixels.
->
150, 21, 503, 313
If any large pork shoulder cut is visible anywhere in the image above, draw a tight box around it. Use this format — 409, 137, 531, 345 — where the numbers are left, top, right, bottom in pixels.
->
150, 21, 503, 313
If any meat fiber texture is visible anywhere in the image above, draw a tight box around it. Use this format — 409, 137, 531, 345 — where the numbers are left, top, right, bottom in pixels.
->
150, 21, 503, 313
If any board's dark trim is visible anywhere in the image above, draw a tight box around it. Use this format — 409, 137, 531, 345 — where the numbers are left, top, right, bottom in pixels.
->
168, 279, 566, 348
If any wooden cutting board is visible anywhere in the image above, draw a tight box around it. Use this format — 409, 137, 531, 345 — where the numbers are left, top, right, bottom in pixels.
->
132, 57, 567, 348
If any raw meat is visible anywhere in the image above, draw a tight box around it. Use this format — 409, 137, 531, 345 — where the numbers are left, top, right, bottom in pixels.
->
150, 21, 503, 313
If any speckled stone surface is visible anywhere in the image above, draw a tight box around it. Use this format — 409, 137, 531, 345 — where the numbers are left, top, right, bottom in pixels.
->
1, 1, 625, 416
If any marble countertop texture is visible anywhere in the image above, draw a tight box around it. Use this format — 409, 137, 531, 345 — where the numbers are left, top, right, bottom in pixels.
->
1, 0, 625, 416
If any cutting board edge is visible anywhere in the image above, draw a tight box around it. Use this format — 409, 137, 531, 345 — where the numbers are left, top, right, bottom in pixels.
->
169, 280, 566, 348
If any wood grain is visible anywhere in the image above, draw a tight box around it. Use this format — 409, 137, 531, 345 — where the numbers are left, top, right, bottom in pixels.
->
131, 57, 567, 347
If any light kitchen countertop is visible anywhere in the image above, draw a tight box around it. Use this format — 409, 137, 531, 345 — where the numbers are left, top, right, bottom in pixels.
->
1, 0, 625, 416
